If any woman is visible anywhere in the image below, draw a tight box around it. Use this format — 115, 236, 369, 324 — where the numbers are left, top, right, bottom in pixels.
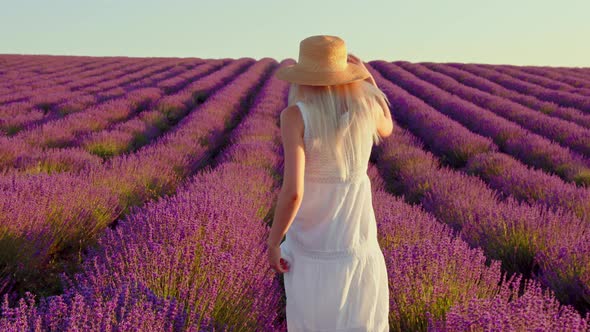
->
266, 35, 394, 331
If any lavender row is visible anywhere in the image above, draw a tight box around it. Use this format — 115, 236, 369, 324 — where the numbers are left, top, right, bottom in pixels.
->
58, 60, 166, 96
0, 52, 260, 294
0, 59, 204, 136
0, 59, 237, 172
423, 63, 590, 130
364, 65, 498, 167
2, 56, 495, 330
371, 61, 590, 186
0, 115, 586, 332
1, 56, 178, 100
224, 62, 590, 329
0, 135, 279, 331
369, 163, 590, 331
1, 57, 196, 120
451, 63, 590, 113
537, 66, 590, 85
487, 64, 590, 96
0, 56, 131, 94
60, 61, 292, 330
0, 55, 84, 84
558, 67, 590, 81
75, 58, 250, 160
0, 60, 188, 136
366, 63, 590, 225
106, 61, 590, 329
0, 55, 138, 87
0, 54, 90, 76
369, 62, 590, 309
3, 57, 586, 330
0, 87, 162, 169
372, 105, 590, 312
20, 87, 162, 146
0, 58, 155, 108
463, 151, 590, 223
2, 55, 588, 329
515, 65, 590, 90
70, 61, 184, 94
0, 58, 274, 299
428, 277, 590, 330
0, 58, 290, 332
396, 62, 590, 158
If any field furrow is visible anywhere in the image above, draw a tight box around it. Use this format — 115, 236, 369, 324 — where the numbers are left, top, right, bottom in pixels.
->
368, 63, 590, 313
396, 62, 590, 157
423, 63, 590, 129
371, 61, 590, 187
451, 63, 590, 113
2, 55, 590, 330
487, 65, 590, 96
0, 58, 275, 300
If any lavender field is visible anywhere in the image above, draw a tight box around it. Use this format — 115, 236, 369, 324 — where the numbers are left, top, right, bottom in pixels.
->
1, 54, 590, 331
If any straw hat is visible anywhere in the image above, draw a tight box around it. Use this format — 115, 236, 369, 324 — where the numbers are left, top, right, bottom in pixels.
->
274, 35, 371, 86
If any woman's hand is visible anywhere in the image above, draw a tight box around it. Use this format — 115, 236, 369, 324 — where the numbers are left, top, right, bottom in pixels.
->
347, 53, 377, 86
268, 244, 290, 274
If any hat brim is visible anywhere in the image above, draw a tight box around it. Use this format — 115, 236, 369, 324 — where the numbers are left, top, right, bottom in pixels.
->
274, 62, 371, 86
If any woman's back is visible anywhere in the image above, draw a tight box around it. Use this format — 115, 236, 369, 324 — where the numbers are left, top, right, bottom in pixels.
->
280, 100, 390, 331
285, 100, 378, 252
298, 100, 374, 183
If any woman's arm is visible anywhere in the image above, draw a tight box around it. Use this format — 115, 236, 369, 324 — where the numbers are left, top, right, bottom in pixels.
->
267, 185, 302, 247
266, 105, 305, 248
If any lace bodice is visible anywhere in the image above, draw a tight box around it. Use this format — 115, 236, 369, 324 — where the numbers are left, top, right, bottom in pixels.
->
296, 101, 372, 183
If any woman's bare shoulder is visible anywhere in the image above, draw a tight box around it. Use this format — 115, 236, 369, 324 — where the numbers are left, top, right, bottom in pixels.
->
280, 104, 304, 138
280, 104, 303, 123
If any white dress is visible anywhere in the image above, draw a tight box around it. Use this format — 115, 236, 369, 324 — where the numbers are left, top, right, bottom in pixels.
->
280, 101, 390, 331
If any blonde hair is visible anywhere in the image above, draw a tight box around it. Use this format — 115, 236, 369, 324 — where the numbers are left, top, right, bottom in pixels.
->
287, 80, 391, 179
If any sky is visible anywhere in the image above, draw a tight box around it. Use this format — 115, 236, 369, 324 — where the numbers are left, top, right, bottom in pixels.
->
1, 0, 588, 67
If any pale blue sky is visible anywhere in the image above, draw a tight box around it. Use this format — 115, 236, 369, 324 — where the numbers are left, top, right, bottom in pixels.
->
1, 0, 588, 67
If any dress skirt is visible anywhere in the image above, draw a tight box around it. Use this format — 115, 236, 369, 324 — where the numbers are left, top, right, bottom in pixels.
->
279, 173, 390, 331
